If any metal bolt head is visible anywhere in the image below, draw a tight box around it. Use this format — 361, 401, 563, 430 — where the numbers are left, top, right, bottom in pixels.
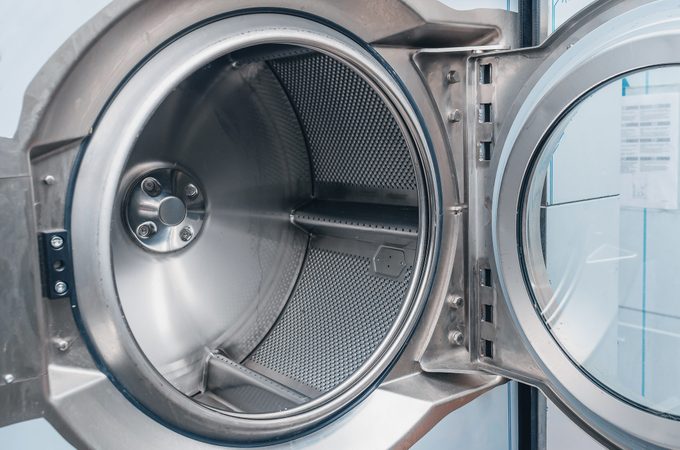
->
446, 70, 461, 84
50, 235, 64, 250
448, 109, 463, 123
56, 339, 69, 351
141, 177, 161, 197
179, 226, 194, 242
43, 175, 56, 185
448, 330, 464, 346
446, 294, 464, 309
54, 281, 68, 295
136, 221, 157, 239
3, 374, 14, 384
184, 183, 199, 200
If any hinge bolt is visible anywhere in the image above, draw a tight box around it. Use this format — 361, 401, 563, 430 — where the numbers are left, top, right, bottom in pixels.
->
49, 235, 64, 250
56, 339, 69, 352
446, 70, 461, 84
446, 295, 464, 309
448, 330, 464, 346
448, 110, 463, 123
54, 281, 68, 295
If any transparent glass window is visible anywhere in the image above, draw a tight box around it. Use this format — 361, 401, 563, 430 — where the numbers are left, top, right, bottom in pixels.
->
524, 66, 680, 417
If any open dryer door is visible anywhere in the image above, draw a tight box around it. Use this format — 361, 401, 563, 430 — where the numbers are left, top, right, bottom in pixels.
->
466, 0, 680, 448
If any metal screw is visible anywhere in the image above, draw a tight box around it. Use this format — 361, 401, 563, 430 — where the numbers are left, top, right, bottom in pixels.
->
448, 330, 464, 346
179, 226, 193, 242
136, 221, 157, 239
50, 235, 64, 250
446, 70, 461, 84
184, 183, 199, 200
3, 374, 14, 384
56, 339, 69, 352
54, 281, 68, 295
448, 109, 463, 123
141, 177, 161, 197
42, 175, 56, 185
446, 295, 464, 309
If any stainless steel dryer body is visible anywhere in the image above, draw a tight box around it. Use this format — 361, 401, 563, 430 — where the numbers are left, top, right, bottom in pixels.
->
2, 1, 679, 448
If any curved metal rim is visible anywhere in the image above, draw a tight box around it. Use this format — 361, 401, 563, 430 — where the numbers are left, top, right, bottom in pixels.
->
493, 1, 680, 448
521, 64, 680, 423
69, 12, 442, 446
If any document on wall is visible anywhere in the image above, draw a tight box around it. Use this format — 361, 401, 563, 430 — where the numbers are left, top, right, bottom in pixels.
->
620, 92, 680, 210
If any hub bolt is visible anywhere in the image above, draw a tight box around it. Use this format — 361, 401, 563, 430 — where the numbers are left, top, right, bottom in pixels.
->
136, 221, 157, 239
179, 226, 194, 242
50, 235, 64, 250
54, 281, 68, 295
184, 183, 199, 200
141, 177, 161, 197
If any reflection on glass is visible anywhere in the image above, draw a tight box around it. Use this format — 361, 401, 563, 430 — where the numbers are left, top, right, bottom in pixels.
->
524, 66, 680, 417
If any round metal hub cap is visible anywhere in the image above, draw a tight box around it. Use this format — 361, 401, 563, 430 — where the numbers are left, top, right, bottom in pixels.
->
124, 167, 205, 252
158, 196, 186, 226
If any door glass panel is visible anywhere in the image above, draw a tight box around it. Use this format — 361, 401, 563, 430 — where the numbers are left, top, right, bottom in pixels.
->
524, 66, 680, 417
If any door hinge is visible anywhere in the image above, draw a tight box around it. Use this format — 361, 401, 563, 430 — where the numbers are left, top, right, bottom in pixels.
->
38, 230, 75, 299
478, 261, 496, 359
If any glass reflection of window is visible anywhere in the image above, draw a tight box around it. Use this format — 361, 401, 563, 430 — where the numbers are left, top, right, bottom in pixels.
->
526, 66, 680, 418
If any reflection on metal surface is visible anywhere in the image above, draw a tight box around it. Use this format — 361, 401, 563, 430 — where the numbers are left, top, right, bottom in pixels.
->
0, 0, 524, 447
70, 13, 437, 443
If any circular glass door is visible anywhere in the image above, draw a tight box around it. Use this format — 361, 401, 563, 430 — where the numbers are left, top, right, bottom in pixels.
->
523, 65, 680, 418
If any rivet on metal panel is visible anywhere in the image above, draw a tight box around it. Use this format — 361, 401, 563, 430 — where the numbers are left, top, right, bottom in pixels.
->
55, 339, 69, 352
42, 175, 56, 185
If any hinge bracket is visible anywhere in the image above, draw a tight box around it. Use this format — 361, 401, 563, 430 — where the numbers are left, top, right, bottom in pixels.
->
38, 230, 75, 299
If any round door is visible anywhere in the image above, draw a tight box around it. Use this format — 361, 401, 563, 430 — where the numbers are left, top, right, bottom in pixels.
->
492, 0, 680, 447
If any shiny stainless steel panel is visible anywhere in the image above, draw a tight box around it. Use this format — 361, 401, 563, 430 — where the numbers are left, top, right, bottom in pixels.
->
110, 56, 311, 394
1, 0, 520, 447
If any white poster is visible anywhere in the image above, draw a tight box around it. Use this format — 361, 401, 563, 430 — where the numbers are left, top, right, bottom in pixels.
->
620, 92, 680, 210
